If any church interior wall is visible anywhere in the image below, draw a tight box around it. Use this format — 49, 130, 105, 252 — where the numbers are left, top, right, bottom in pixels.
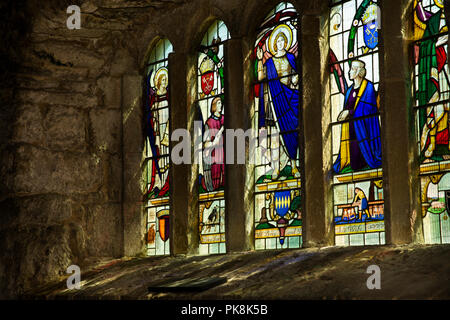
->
0, 0, 446, 298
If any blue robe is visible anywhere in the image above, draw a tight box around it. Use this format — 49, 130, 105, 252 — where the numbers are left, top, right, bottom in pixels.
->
258, 52, 299, 159
333, 80, 382, 173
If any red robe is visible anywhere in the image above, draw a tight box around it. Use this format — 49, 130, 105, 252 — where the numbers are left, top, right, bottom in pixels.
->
205, 115, 225, 191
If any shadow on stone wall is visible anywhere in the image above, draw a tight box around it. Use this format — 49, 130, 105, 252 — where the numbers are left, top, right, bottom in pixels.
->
0, 0, 34, 299
0, 0, 112, 299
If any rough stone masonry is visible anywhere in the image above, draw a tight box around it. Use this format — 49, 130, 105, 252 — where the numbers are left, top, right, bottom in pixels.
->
1, 0, 449, 300
2, 0, 315, 299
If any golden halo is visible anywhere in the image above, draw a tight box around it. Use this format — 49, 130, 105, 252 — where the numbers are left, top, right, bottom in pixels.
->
268, 24, 293, 56
434, 0, 444, 9
154, 67, 168, 88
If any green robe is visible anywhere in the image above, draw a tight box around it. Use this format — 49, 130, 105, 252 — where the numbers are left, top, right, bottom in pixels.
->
417, 10, 447, 162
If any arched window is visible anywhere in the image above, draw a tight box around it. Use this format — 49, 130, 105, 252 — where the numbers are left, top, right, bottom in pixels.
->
196, 20, 230, 255
253, 3, 302, 250
329, 0, 384, 246
414, 0, 450, 244
144, 38, 173, 256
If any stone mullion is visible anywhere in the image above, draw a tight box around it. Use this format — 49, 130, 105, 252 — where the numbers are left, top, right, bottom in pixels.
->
122, 73, 147, 257
224, 38, 252, 253
379, 0, 420, 244
168, 52, 190, 255
301, 12, 332, 247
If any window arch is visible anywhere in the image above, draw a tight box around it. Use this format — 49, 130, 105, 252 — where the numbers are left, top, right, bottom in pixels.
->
252, 2, 302, 250
329, 0, 384, 246
196, 20, 230, 255
413, 0, 450, 244
144, 38, 173, 256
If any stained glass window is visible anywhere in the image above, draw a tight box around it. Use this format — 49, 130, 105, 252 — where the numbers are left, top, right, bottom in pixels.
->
196, 20, 229, 255
252, 3, 302, 250
144, 38, 173, 256
413, 0, 450, 244
329, 0, 385, 246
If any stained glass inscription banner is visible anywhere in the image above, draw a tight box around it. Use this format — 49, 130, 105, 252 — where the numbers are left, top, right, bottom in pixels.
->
414, 0, 450, 243
197, 20, 229, 255
144, 38, 173, 256
252, 2, 302, 250
329, 0, 385, 246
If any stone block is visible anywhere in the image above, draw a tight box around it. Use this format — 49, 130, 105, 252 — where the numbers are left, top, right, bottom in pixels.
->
33, 42, 106, 70
84, 203, 123, 257
123, 152, 145, 203
44, 106, 88, 152
12, 105, 45, 147
122, 75, 144, 154
123, 201, 146, 257
104, 154, 123, 202
110, 48, 138, 76
44, 65, 93, 81
13, 145, 103, 194
15, 195, 73, 227
89, 108, 121, 154
17, 89, 98, 109
0, 223, 84, 298
96, 76, 121, 110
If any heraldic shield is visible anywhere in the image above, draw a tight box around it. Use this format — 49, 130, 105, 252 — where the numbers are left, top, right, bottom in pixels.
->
201, 71, 214, 95
274, 191, 291, 218
363, 21, 378, 49
157, 209, 170, 242
362, 3, 379, 50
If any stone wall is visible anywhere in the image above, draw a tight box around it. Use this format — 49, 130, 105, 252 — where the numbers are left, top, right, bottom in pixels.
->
0, 0, 314, 299
0, 0, 439, 298
0, 0, 126, 297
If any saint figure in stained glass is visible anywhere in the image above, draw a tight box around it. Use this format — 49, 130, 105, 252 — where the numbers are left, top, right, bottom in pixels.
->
197, 20, 229, 255
253, 3, 302, 250
333, 60, 381, 173
415, 0, 450, 162
144, 38, 172, 256
202, 96, 225, 192
145, 67, 170, 199
329, 0, 384, 246
256, 22, 300, 180
414, 0, 450, 244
